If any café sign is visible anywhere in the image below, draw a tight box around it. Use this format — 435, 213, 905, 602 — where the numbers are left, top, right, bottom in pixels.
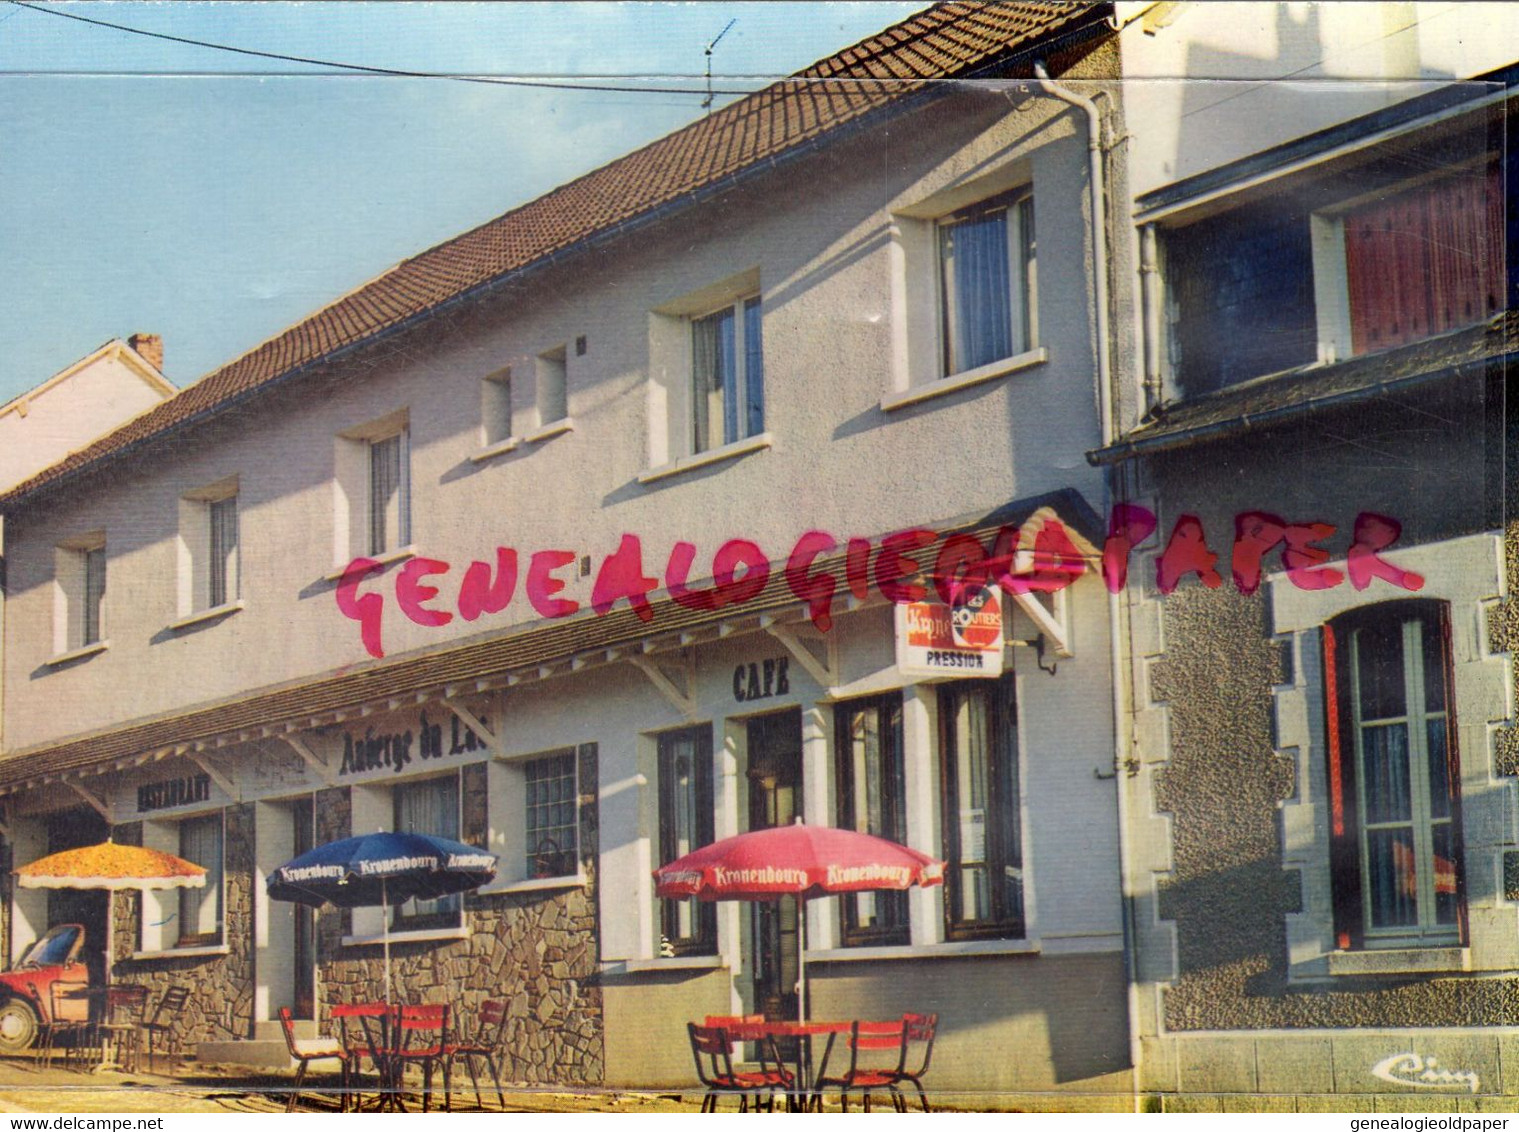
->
895, 586, 1004, 679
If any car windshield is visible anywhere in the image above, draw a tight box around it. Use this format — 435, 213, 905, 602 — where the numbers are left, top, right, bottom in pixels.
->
18, 926, 80, 969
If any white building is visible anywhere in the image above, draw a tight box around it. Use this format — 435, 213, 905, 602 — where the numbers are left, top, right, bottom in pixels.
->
0, 2, 1137, 1103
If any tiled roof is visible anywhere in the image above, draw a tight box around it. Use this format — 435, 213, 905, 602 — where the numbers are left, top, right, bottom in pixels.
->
0, 489, 1102, 790
1, 2, 1105, 510
1088, 312, 1517, 465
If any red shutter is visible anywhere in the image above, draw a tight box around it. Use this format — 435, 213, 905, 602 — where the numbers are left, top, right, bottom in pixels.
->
1322, 623, 1363, 950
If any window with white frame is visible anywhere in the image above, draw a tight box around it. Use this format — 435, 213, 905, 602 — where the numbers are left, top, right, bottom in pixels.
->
178, 479, 239, 616
53, 533, 106, 655
178, 813, 225, 946
939, 672, 1024, 940
1161, 118, 1499, 399
691, 296, 763, 454
834, 693, 909, 946
937, 189, 1036, 378
1323, 600, 1462, 949
657, 726, 715, 955
392, 774, 461, 931
334, 411, 411, 564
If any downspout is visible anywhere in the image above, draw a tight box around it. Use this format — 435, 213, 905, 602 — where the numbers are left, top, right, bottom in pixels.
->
1140, 224, 1163, 414
1032, 60, 1144, 1108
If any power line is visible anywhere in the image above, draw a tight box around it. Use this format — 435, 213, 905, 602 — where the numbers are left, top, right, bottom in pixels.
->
5, 0, 770, 97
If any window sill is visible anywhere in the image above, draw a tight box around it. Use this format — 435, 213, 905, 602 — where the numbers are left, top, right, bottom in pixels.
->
469, 436, 520, 463
342, 925, 470, 948
525, 417, 574, 444
882, 347, 1049, 412
132, 943, 230, 961
638, 432, 773, 485
620, 954, 726, 974
1327, 946, 1469, 977
324, 545, 418, 582
807, 938, 1040, 963
168, 600, 245, 632
476, 872, 587, 896
45, 641, 109, 668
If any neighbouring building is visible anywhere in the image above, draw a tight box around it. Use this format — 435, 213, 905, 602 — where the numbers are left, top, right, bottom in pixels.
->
0, 3, 1138, 1106
1098, 2, 1518, 1111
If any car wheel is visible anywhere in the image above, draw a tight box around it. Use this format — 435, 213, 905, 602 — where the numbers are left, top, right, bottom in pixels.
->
0, 997, 38, 1052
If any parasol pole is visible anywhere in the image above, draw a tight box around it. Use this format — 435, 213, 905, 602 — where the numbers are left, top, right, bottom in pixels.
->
382, 877, 392, 1005
796, 895, 807, 1024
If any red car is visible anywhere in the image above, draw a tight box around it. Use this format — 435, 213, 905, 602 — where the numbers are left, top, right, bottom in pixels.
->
0, 924, 90, 1052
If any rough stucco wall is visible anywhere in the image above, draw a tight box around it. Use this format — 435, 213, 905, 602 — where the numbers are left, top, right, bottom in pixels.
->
112, 804, 257, 1044
1141, 379, 1519, 1031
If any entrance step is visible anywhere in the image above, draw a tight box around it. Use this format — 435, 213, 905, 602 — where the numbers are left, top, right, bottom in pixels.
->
253, 1019, 316, 1042
196, 1038, 296, 1070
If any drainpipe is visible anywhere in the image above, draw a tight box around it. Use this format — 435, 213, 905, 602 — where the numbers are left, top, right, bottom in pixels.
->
1032, 61, 1143, 1109
1032, 61, 1112, 448
1140, 224, 1163, 414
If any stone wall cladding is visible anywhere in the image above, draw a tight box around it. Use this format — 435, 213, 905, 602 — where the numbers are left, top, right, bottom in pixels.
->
316, 742, 604, 1086
113, 804, 257, 1044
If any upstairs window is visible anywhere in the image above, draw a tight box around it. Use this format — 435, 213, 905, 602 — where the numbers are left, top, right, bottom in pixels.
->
691, 296, 763, 454
368, 430, 410, 556
207, 496, 239, 608
938, 190, 1036, 377
1162, 124, 1501, 400
1324, 601, 1462, 949
54, 534, 106, 655
480, 367, 513, 448
536, 346, 568, 429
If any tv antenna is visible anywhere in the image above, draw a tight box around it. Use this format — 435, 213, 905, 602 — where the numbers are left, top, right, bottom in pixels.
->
701, 18, 738, 113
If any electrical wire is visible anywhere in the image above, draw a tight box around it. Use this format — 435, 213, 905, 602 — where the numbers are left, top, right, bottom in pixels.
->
5, 0, 768, 97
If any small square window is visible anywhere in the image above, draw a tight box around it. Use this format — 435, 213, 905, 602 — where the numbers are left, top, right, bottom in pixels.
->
536, 346, 568, 429
938, 191, 1036, 377
481, 367, 513, 447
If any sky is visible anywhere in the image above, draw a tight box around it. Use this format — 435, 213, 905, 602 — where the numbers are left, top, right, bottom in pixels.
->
0, 1, 927, 404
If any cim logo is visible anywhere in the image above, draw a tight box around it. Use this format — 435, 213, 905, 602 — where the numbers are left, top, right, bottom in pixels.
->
1370, 1052, 1480, 1094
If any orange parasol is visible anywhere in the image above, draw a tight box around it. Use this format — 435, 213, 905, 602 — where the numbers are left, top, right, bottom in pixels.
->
16, 841, 206, 984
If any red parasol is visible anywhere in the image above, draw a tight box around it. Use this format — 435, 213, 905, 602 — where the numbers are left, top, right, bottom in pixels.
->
654, 823, 943, 1021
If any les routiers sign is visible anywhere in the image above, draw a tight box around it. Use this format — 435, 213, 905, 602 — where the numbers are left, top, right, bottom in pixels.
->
895, 585, 1004, 679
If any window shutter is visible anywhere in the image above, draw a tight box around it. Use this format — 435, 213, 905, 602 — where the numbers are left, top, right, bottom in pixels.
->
1432, 603, 1469, 946
1322, 622, 1363, 950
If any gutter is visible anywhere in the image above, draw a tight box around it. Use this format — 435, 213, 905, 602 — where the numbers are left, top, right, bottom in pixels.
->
1086, 352, 1503, 466
0, 9, 1117, 518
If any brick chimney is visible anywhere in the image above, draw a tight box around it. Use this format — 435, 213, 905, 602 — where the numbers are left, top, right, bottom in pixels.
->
127, 333, 163, 372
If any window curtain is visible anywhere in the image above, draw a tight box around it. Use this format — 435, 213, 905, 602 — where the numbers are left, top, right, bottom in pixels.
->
743, 296, 764, 438
82, 547, 106, 646
395, 776, 460, 922
369, 432, 408, 555
179, 814, 223, 943
691, 308, 736, 452
940, 209, 1012, 374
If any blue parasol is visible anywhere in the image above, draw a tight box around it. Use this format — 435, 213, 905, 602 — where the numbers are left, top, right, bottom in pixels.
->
267, 831, 497, 1001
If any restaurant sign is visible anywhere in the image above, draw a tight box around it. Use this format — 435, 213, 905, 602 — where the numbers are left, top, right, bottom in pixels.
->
137, 772, 213, 814
895, 586, 1003, 679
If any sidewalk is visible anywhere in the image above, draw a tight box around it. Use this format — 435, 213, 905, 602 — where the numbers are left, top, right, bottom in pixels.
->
0, 1055, 705, 1114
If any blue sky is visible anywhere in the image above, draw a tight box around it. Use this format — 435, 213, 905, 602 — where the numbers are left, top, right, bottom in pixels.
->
0, 1, 926, 403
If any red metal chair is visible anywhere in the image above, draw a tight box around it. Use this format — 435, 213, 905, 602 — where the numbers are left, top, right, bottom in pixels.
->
446, 999, 508, 1111
393, 1003, 450, 1112
97, 984, 148, 1072
277, 1006, 350, 1112
814, 1019, 908, 1112
332, 1002, 393, 1110
48, 982, 93, 1070
890, 1013, 938, 1112
687, 1022, 793, 1112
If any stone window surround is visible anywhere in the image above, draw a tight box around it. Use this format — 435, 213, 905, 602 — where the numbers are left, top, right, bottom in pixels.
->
1271, 532, 1510, 980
